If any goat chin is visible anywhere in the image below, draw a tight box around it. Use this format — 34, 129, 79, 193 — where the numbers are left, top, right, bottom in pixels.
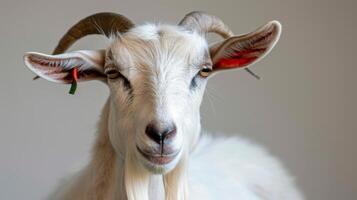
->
137, 149, 183, 175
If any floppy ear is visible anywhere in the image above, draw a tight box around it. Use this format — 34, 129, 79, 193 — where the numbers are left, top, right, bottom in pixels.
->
23, 50, 106, 84
210, 21, 281, 71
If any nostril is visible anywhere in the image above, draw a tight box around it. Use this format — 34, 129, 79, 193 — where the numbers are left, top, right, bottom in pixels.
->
162, 125, 177, 141
145, 123, 162, 144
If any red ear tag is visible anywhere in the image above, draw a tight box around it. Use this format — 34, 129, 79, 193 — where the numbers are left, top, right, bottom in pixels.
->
69, 67, 78, 95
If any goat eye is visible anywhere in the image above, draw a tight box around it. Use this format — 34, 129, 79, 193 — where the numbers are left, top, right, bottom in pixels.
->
105, 68, 120, 79
105, 67, 132, 90
199, 67, 212, 77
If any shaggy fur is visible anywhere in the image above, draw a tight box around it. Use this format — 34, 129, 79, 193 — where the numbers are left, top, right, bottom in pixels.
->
48, 100, 304, 200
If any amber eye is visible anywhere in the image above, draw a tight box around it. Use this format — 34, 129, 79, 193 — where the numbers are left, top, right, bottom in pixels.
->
199, 67, 212, 77
105, 68, 120, 79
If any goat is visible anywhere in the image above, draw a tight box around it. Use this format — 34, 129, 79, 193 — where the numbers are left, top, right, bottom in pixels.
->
23, 12, 304, 200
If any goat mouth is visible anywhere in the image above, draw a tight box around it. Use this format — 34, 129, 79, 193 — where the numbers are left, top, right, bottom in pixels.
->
136, 146, 179, 165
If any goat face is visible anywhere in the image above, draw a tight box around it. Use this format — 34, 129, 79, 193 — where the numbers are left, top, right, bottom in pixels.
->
23, 12, 281, 175
107, 25, 209, 173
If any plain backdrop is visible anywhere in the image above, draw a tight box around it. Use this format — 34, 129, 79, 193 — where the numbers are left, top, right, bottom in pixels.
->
0, 0, 356, 199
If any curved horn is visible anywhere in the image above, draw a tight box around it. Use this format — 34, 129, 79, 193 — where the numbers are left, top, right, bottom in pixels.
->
179, 11, 233, 39
53, 12, 134, 55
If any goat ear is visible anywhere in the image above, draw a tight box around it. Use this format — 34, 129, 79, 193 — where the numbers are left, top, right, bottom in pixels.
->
23, 50, 106, 83
210, 21, 281, 71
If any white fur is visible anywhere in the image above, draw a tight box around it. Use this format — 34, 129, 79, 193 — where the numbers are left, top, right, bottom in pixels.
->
189, 134, 304, 200
25, 22, 304, 200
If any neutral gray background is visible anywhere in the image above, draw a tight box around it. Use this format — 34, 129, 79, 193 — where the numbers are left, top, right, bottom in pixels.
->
0, 0, 355, 199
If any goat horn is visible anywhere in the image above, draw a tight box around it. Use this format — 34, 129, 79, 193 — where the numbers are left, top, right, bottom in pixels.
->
53, 12, 134, 55
179, 11, 234, 39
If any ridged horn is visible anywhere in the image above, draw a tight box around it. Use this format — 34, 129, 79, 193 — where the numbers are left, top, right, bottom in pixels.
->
179, 11, 233, 39
53, 12, 134, 55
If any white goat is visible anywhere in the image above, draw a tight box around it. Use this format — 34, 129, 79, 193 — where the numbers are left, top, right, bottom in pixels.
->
23, 12, 303, 200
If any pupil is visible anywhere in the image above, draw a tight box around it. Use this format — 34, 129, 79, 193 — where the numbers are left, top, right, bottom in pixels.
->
202, 68, 211, 72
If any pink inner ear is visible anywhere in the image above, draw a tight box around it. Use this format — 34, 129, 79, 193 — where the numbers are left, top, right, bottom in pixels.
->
215, 48, 266, 69
27, 55, 72, 83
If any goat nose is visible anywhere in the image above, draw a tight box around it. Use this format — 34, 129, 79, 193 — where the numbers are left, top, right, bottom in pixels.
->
145, 123, 177, 144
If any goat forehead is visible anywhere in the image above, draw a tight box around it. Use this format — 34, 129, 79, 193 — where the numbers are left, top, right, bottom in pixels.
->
110, 24, 208, 73
126, 24, 204, 44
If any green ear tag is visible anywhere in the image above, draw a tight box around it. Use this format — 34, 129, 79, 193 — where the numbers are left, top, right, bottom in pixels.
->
69, 68, 78, 95
69, 81, 77, 95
